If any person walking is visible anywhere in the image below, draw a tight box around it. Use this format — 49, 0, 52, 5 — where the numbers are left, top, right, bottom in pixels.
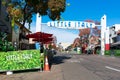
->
40, 43, 44, 53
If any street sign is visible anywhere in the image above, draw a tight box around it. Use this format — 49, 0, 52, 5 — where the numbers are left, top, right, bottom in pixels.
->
47, 21, 95, 29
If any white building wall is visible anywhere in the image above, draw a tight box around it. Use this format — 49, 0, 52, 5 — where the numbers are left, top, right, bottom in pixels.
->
113, 24, 120, 31
109, 24, 120, 43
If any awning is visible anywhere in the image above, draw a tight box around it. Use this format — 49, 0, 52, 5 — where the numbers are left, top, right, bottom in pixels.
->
111, 41, 120, 46
26, 32, 53, 38
26, 32, 53, 44
32, 37, 53, 44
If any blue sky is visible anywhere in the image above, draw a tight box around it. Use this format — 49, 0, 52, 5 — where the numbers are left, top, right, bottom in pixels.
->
30, 0, 120, 44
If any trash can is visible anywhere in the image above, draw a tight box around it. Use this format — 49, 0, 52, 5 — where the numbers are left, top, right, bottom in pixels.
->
77, 47, 81, 54
35, 42, 40, 49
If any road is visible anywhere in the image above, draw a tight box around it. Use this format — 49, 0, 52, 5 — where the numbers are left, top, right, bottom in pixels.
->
53, 52, 120, 80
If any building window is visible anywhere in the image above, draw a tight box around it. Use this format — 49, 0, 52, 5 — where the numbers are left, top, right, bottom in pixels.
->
112, 37, 117, 43
109, 34, 111, 37
5, 15, 9, 22
112, 26, 115, 30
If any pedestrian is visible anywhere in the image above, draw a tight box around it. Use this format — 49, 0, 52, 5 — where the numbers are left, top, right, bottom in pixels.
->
111, 49, 115, 56
40, 43, 44, 53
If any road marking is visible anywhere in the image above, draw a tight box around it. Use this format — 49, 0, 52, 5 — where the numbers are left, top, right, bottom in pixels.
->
70, 60, 80, 63
105, 66, 120, 72
79, 58, 84, 61
66, 59, 80, 63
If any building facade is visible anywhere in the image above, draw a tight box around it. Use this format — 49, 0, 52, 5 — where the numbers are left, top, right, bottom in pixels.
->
109, 24, 120, 49
109, 24, 120, 43
0, 1, 11, 33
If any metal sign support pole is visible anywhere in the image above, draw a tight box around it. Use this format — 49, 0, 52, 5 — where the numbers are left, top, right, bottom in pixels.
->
100, 15, 107, 55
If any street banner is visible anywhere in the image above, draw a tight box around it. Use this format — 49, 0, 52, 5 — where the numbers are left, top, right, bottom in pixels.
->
0, 50, 43, 72
47, 21, 95, 29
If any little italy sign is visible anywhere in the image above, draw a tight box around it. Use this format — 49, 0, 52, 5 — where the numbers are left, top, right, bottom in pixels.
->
47, 21, 96, 29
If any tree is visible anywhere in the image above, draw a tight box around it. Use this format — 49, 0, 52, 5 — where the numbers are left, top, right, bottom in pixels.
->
79, 27, 100, 49
79, 28, 90, 44
2, 0, 66, 29
79, 20, 101, 46
72, 38, 81, 48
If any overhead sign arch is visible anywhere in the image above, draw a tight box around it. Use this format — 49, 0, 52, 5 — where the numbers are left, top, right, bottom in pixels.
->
46, 15, 107, 55
47, 21, 96, 29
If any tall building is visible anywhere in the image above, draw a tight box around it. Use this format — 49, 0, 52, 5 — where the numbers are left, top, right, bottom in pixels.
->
0, 1, 11, 33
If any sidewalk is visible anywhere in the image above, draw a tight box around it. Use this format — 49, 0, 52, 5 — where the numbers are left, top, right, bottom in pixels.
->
0, 64, 63, 80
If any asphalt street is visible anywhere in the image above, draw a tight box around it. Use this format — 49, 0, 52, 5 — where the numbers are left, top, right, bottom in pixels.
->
56, 53, 120, 80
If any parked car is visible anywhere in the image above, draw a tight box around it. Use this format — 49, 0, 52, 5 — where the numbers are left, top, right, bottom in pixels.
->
51, 48, 57, 55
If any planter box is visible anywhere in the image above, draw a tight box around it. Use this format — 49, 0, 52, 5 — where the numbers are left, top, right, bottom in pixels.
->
0, 50, 44, 72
